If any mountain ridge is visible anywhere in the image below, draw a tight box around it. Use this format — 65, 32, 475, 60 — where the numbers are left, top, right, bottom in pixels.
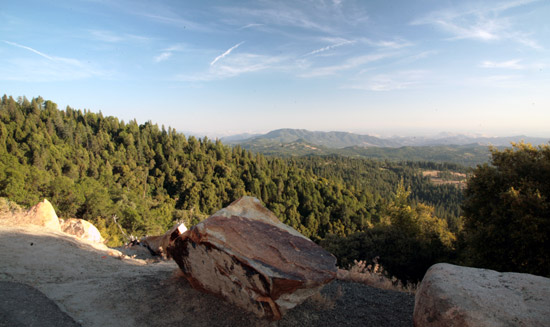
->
223, 128, 549, 148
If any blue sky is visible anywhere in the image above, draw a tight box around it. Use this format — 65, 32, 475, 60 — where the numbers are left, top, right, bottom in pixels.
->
1, 0, 549, 137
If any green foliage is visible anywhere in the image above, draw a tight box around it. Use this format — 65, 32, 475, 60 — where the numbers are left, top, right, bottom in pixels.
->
461, 143, 550, 276
321, 183, 456, 283
287, 155, 465, 232
0, 95, 464, 283
0, 95, 412, 244
237, 135, 494, 167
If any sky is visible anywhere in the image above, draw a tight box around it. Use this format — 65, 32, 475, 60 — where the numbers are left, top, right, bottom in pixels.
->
1, 0, 549, 138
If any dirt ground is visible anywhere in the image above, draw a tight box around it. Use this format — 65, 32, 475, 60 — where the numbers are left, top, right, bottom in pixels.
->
0, 225, 414, 327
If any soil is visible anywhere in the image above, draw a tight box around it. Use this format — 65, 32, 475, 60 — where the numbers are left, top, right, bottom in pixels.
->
0, 225, 414, 327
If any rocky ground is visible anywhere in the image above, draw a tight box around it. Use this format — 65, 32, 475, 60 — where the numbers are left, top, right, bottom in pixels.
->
0, 225, 414, 327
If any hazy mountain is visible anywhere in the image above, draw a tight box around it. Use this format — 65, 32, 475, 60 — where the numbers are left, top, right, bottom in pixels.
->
220, 133, 262, 143
389, 133, 549, 147
227, 128, 401, 148
225, 129, 548, 166
230, 128, 549, 148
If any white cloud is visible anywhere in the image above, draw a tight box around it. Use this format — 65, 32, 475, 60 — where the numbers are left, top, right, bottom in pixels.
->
210, 41, 244, 66
3, 40, 53, 60
347, 70, 428, 91
411, 0, 542, 48
305, 39, 355, 56
239, 23, 264, 30
218, 5, 337, 34
153, 44, 187, 63
362, 38, 413, 49
154, 52, 172, 63
480, 59, 523, 69
89, 29, 152, 43
89, 30, 123, 43
1, 40, 105, 82
300, 52, 395, 77
177, 52, 285, 81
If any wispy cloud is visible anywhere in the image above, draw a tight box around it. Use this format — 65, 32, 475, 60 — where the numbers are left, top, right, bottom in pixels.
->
347, 70, 428, 91
138, 12, 212, 32
2, 40, 105, 81
89, 30, 123, 43
305, 39, 355, 56
362, 38, 413, 49
210, 41, 244, 66
480, 59, 523, 69
239, 23, 264, 30
300, 52, 396, 77
177, 52, 286, 82
154, 52, 172, 63
3, 40, 53, 60
411, 0, 541, 48
154, 44, 186, 63
218, 5, 337, 34
89, 29, 152, 43
465, 74, 527, 89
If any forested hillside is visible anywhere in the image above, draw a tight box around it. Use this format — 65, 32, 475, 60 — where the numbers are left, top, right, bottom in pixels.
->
234, 138, 495, 167
0, 95, 462, 282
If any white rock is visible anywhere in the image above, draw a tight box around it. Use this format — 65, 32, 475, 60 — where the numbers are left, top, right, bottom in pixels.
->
414, 263, 550, 327
60, 218, 104, 243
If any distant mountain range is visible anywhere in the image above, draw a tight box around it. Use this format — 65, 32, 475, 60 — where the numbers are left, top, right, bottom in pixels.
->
221, 129, 549, 166
222, 128, 549, 148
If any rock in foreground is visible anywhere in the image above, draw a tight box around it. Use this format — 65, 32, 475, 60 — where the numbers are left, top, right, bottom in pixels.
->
414, 263, 550, 327
168, 197, 337, 320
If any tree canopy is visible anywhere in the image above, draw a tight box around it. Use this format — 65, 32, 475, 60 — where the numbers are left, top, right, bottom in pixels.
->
461, 142, 550, 276
1, 94, 466, 283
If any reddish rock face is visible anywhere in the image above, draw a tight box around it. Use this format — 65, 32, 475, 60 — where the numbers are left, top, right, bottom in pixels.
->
168, 197, 337, 320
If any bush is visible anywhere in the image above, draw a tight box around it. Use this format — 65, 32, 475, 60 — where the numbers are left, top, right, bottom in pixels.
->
461, 142, 550, 276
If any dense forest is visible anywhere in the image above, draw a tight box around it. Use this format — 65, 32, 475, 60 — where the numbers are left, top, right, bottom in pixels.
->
234, 137, 495, 167
2, 95, 547, 283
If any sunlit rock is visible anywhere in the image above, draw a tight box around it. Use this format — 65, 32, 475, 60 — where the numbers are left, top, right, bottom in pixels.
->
19, 199, 61, 231
414, 263, 550, 327
168, 196, 337, 320
60, 218, 104, 243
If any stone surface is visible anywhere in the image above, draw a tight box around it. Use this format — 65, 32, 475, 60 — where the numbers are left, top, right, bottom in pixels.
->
167, 196, 337, 320
414, 263, 550, 327
139, 223, 187, 258
16, 199, 61, 231
60, 218, 104, 243
0, 281, 81, 327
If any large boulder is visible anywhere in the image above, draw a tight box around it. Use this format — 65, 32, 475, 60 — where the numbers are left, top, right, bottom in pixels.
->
60, 218, 105, 243
414, 263, 550, 327
16, 199, 61, 231
167, 197, 337, 320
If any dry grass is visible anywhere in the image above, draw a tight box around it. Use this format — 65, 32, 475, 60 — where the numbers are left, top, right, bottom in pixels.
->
310, 285, 343, 310
0, 198, 23, 222
336, 258, 416, 294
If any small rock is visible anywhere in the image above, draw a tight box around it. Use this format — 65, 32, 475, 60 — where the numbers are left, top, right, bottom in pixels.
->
414, 263, 550, 327
168, 197, 337, 320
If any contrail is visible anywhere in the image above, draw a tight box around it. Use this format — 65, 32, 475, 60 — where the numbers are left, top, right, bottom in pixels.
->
3, 40, 54, 60
210, 41, 244, 66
